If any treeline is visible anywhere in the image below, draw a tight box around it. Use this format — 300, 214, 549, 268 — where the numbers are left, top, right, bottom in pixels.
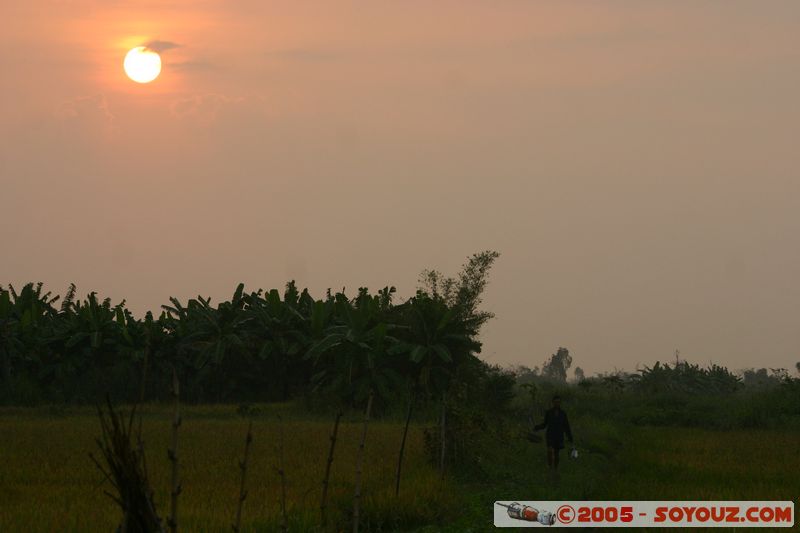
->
515, 347, 799, 394
511, 349, 800, 431
0, 252, 519, 410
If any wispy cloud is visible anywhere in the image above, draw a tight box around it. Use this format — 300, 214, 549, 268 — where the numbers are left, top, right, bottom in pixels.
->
54, 94, 114, 122
170, 60, 216, 72
265, 48, 337, 63
52, 94, 116, 137
170, 93, 244, 126
145, 40, 181, 53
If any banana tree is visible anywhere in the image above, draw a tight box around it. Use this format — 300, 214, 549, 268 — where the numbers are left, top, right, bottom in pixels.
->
245, 285, 308, 401
389, 292, 478, 492
0, 284, 60, 386
43, 291, 127, 400
306, 290, 401, 533
0, 289, 23, 384
188, 293, 250, 400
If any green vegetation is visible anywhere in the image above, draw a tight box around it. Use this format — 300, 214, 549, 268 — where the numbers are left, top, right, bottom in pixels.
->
604, 426, 800, 501
2, 253, 799, 531
0, 251, 502, 407
0, 404, 454, 531
1, 251, 514, 531
2, 401, 797, 532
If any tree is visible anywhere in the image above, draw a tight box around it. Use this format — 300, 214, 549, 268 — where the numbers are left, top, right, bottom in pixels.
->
306, 290, 399, 405
416, 251, 500, 479
418, 251, 500, 331
574, 366, 585, 382
0, 283, 60, 389
388, 292, 476, 495
47, 291, 136, 401
245, 283, 308, 401
635, 361, 741, 394
1, 264, 499, 408
742, 368, 775, 388
542, 347, 572, 382
306, 289, 400, 533
0, 289, 24, 385
190, 295, 248, 399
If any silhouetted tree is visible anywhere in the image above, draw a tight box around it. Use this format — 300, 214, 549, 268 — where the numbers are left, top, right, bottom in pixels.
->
0, 251, 498, 406
418, 250, 500, 332
542, 347, 572, 382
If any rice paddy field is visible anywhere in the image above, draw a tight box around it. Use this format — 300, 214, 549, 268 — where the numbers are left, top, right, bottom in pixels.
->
0, 404, 456, 532
604, 426, 800, 501
1, 406, 797, 532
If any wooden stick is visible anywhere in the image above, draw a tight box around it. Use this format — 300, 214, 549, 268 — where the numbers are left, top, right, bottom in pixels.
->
394, 386, 416, 496
232, 419, 253, 533
138, 330, 150, 404
439, 390, 446, 480
277, 415, 288, 533
320, 410, 342, 528
352, 389, 373, 533
167, 368, 181, 533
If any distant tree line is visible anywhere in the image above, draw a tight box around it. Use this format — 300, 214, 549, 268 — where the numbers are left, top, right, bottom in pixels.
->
510, 348, 800, 431
512, 346, 799, 396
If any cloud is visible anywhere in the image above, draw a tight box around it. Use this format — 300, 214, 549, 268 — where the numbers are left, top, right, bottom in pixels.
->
170, 94, 244, 126
144, 40, 181, 53
170, 60, 216, 72
52, 94, 116, 138
54, 94, 114, 122
265, 48, 336, 63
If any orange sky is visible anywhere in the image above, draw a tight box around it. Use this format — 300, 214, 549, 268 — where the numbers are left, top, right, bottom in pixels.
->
1, 1, 799, 374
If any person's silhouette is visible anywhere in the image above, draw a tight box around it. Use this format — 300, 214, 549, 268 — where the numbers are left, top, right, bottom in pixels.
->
534, 394, 573, 470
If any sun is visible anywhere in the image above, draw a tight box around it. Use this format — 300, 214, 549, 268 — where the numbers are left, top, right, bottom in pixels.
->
124, 47, 161, 83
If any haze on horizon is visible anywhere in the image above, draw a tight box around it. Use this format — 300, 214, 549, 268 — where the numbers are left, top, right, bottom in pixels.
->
1, 1, 798, 376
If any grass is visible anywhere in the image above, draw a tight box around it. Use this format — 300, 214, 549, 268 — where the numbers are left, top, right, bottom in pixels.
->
0, 404, 456, 532
415, 416, 798, 532
605, 426, 800, 501
0, 405, 797, 531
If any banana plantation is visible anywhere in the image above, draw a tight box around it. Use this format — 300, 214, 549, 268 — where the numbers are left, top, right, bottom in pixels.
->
0, 252, 511, 410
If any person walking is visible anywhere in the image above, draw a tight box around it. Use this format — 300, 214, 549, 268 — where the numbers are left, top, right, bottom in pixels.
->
534, 394, 573, 470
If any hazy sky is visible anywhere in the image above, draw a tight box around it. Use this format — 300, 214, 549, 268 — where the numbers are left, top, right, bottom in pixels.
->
2, 1, 799, 375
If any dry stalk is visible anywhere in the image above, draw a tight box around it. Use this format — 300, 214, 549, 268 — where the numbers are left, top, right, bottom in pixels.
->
138, 329, 151, 404
320, 410, 342, 528
232, 419, 254, 533
394, 385, 416, 496
276, 414, 288, 533
89, 396, 164, 532
167, 369, 181, 533
439, 390, 447, 480
352, 389, 374, 533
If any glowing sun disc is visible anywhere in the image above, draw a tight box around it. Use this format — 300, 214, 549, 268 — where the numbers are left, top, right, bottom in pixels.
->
124, 47, 161, 83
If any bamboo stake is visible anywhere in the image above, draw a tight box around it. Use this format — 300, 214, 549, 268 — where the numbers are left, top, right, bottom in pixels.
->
232, 419, 253, 533
167, 369, 181, 533
320, 410, 342, 528
276, 415, 288, 533
394, 386, 416, 496
352, 389, 373, 533
136, 332, 150, 453
439, 390, 446, 480
138, 330, 150, 404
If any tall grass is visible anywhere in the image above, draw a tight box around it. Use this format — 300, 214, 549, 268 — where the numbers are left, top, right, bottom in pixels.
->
0, 404, 456, 532
2, 388, 798, 531
605, 426, 800, 501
